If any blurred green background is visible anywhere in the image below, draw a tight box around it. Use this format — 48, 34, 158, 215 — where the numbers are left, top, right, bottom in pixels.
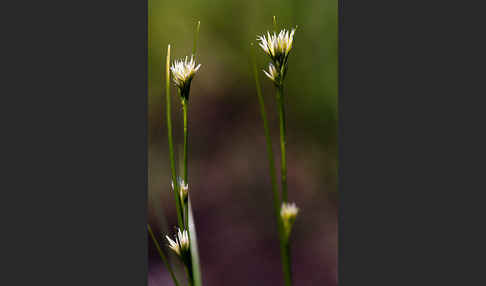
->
148, 0, 337, 285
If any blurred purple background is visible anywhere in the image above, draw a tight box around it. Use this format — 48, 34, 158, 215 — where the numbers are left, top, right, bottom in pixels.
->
149, 94, 337, 285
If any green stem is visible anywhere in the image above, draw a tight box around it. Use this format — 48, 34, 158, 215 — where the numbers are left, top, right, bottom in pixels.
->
187, 198, 203, 286
182, 98, 189, 230
182, 86, 193, 286
147, 224, 180, 286
185, 259, 194, 286
276, 85, 288, 202
277, 86, 292, 286
250, 43, 291, 286
166, 44, 184, 228
182, 99, 189, 185
250, 43, 281, 213
184, 201, 189, 232
281, 238, 292, 286
192, 21, 201, 58
186, 20, 203, 286
277, 84, 292, 285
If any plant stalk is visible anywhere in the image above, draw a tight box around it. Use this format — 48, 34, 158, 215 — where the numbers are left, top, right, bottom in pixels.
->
250, 43, 281, 213
276, 85, 288, 202
193, 21, 201, 58
147, 224, 180, 286
251, 43, 292, 286
182, 97, 189, 229
188, 198, 202, 286
185, 259, 194, 286
166, 44, 184, 228
276, 84, 292, 286
182, 98, 189, 186
183, 20, 203, 286
281, 238, 292, 286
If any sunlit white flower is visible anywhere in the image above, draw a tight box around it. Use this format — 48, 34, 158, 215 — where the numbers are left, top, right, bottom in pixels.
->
281, 202, 299, 239
170, 55, 201, 98
263, 63, 279, 83
165, 228, 190, 257
257, 28, 296, 62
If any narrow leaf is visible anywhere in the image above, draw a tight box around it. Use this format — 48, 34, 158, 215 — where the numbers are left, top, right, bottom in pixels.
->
188, 198, 202, 286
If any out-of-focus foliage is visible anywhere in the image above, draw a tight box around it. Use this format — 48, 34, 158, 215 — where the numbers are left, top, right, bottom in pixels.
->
149, 0, 337, 146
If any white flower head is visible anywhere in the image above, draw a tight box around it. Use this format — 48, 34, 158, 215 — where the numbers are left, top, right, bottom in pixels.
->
281, 202, 299, 239
263, 63, 279, 83
257, 28, 296, 62
165, 228, 190, 257
281, 202, 299, 221
180, 181, 189, 202
170, 55, 201, 98
171, 177, 189, 202
165, 234, 180, 255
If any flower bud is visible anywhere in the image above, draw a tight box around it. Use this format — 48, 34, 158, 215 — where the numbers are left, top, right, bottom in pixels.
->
280, 202, 299, 239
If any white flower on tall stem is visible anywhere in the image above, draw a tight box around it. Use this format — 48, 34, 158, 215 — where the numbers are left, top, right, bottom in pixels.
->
165, 228, 190, 257
263, 63, 279, 83
280, 202, 299, 239
281, 202, 299, 220
179, 182, 189, 203
172, 177, 189, 203
170, 55, 201, 99
257, 28, 296, 85
257, 28, 296, 63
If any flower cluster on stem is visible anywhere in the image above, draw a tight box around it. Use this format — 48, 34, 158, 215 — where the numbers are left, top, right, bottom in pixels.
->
256, 20, 299, 286
166, 228, 191, 264
257, 28, 296, 86
172, 177, 189, 204
170, 55, 201, 100
280, 202, 299, 240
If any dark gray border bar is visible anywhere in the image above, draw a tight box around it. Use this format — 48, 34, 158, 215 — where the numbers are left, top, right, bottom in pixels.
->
1, 0, 147, 284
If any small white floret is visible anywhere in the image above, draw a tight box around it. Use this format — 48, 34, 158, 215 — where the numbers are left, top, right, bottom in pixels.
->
257, 28, 296, 60
170, 55, 201, 90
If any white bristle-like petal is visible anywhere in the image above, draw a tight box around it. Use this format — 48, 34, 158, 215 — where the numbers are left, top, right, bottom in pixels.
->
170, 55, 201, 89
257, 28, 296, 60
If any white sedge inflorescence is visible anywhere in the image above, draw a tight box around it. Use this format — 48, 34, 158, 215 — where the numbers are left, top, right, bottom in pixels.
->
170, 55, 201, 98
280, 202, 299, 239
165, 228, 190, 257
257, 28, 296, 85
281, 202, 299, 220
172, 177, 189, 203
257, 29, 296, 61
263, 63, 279, 82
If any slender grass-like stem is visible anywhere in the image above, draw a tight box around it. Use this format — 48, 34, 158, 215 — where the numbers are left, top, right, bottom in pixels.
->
281, 239, 292, 286
182, 98, 189, 186
251, 43, 292, 286
188, 198, 202, 286
182, 98, 189, 229
277, 83, 292, 286
184, 200, 189, 231
250, 43, 281, 214
147, 224, 181, 286
276, 85, 288, 202
166, 44, 184, 228
185, 260, 194, 286
192, 21, 200, 57
277, 88, 292, 286
183, 20, 203, 286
